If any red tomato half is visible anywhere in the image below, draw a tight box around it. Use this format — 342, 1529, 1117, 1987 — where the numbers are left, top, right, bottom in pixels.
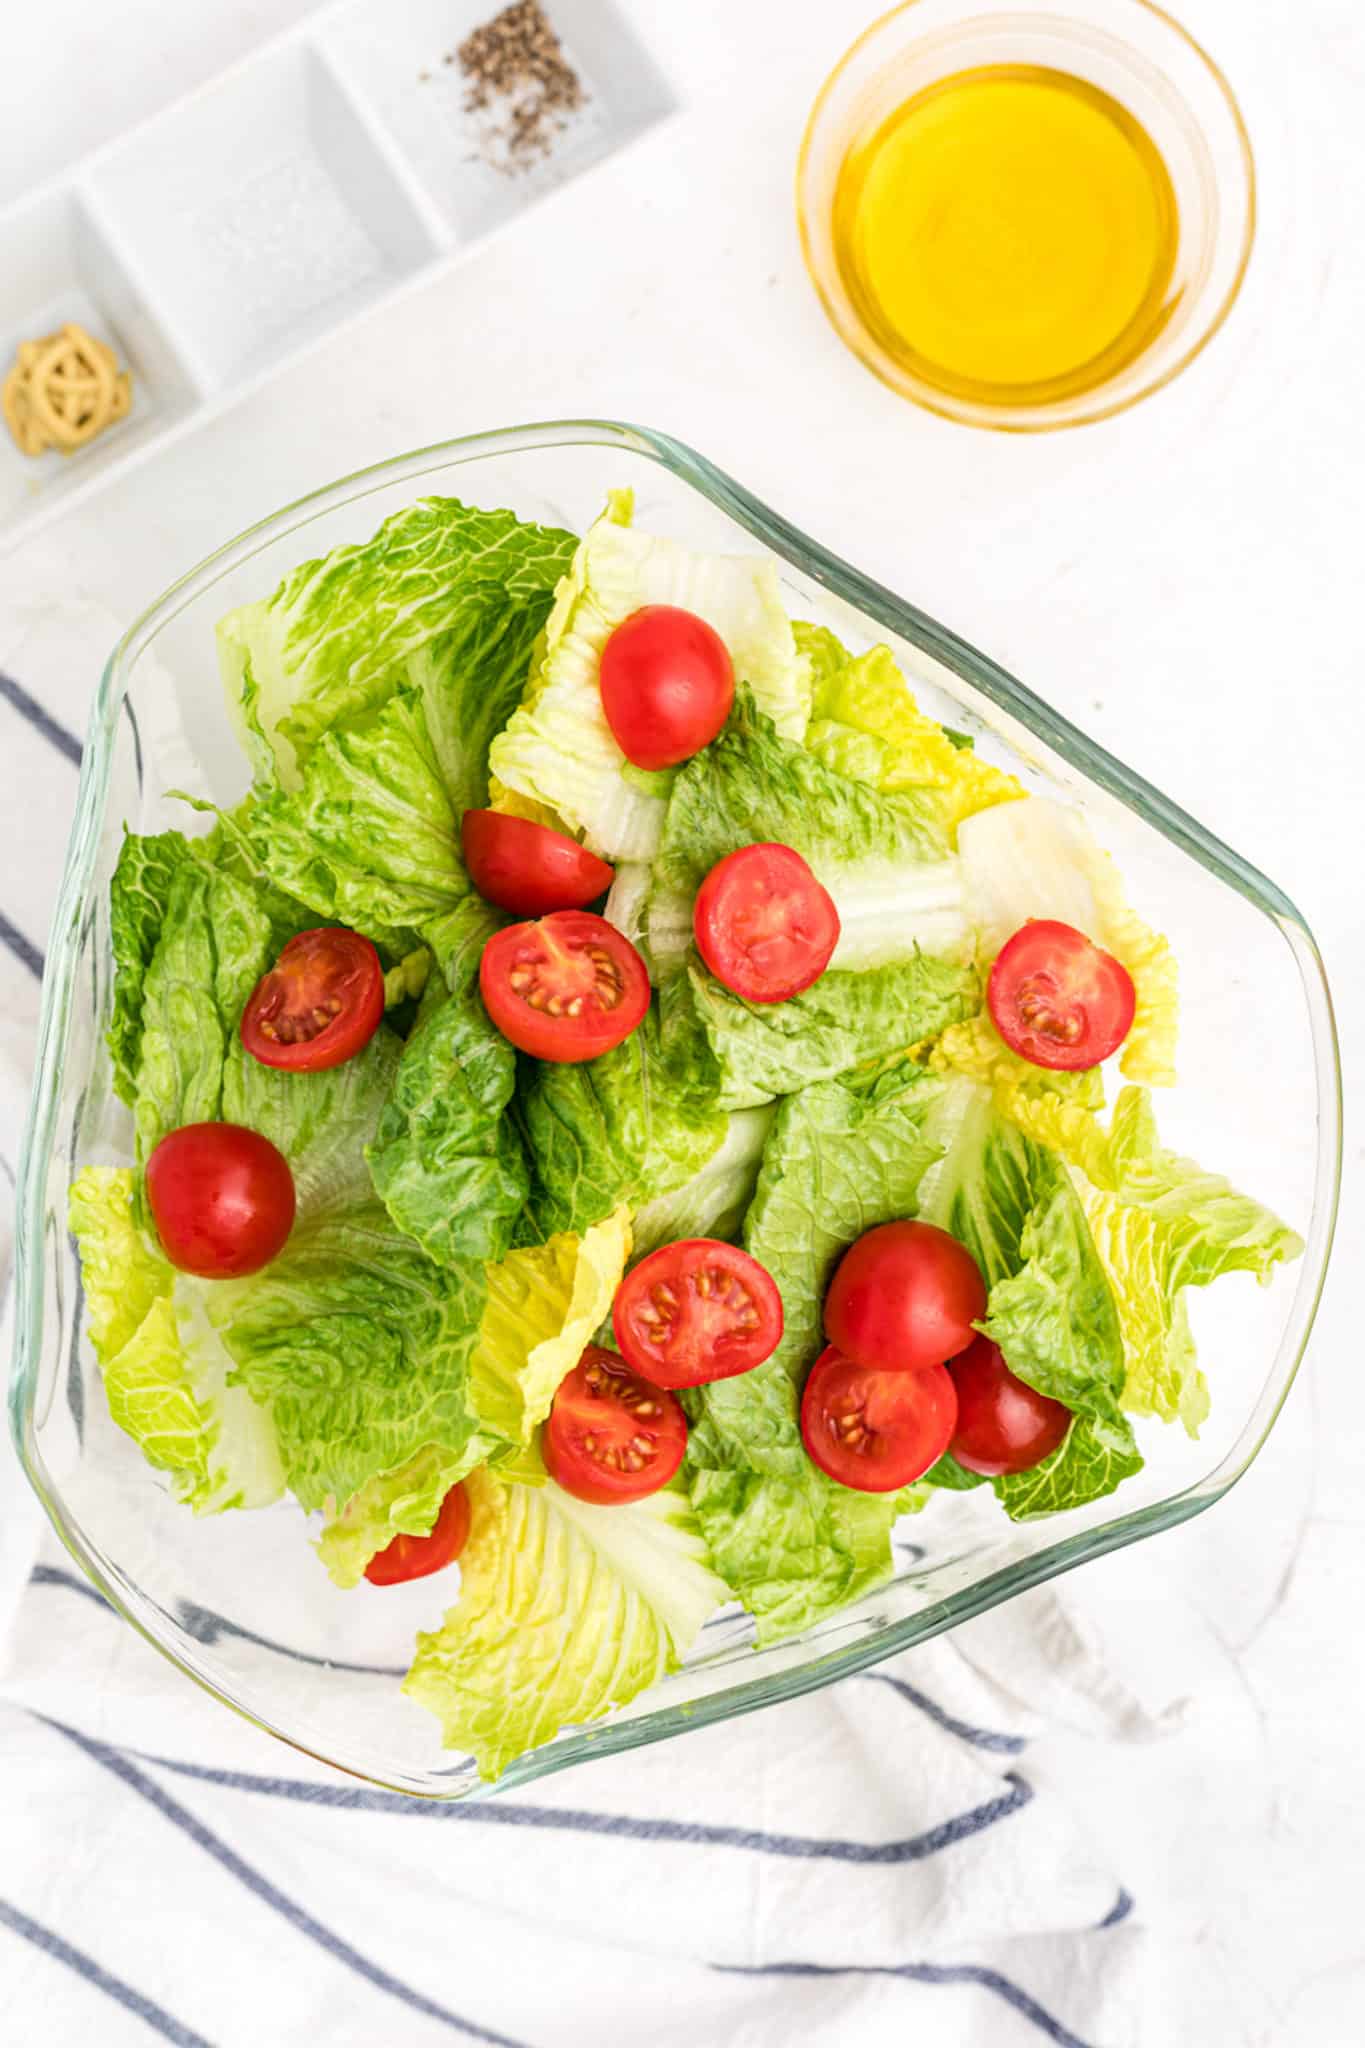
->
948, 1335, 1072, 1477
241, 927, 384, 1072
543, 1346, 688, 1505
145, 1122, 295, 1279
599, 605, 735, 770
479, 910, 650, 1062
694, 843, 840, 1004
461, 810, 615, 917
987, 919, 1136, 1072
801, 1345, 957, 1492
614, 1239, 784, 1389
823, 1220, 986, 1374
364, 1483, 472, 1586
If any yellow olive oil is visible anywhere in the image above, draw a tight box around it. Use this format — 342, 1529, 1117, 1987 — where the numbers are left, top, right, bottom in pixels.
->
832, 65, 1179, 406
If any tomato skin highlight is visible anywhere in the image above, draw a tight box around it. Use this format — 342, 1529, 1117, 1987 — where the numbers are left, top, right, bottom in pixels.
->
823, 1220, 986, 1375
241, 928, 384, 1072
543, 1346, 687, 1505
948, 1335, 1071, 1477
987, 918, 1136, 1072
479, 910, 650, 1063
145, 1122, 296, 1279
801, 1345, 958, 1492
461, 809, 615, 917
599, 605, 735, 770
614, 1239, 784, 1390
694, 842, 840, 1004
364, 1483, 472, 1586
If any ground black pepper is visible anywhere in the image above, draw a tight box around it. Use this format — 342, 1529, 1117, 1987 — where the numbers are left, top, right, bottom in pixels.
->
454, 1, 585, 171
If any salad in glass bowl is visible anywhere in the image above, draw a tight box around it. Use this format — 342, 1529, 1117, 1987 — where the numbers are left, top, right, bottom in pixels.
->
55, 468, 1306, 1784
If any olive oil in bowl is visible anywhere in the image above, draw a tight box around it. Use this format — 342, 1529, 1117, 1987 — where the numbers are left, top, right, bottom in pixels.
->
832, 64, 1179, 408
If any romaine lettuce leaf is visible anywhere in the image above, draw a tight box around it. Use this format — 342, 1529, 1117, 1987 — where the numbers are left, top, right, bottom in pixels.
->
796, 622, 1024, 837
69, 1165, 172, 1363
686, 1062, 945, 1641
518, 1006, 727, 1239
314, 1443, 462, 1592
107, 830, 202, 1107
216, 496, 575, 781
666, 948, 979, 1110
405, 1468, 726, 1778
958, 797, 1179, 1087
645, 689, 958, 980
631, 1105, 775, 1258
222, 1025, 403, 1225
489, 491, 810, 859
366, 902, 526, 1266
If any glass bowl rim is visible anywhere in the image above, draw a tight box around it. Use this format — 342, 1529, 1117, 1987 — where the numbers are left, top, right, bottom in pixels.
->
794, 0, 1259, 433
8, 417, 1341, 1799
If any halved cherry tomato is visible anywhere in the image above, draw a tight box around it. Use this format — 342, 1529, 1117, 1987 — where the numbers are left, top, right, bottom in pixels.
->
145, 1122, 295, 1279
364, 1483, 471, 1586
694, 842, 839, 1004
543, 1346, 687, 1505
461, 809, 615, 917
479, 910, 650, 1062
614, 1239, 783, 1389
948, 1335, 1071, 1477
987, 919, 1136, 1072
801, 1345, 957, 1492
823, 1220, 986, 1374
241, 927, 384, 1072
599, 605, 735, 770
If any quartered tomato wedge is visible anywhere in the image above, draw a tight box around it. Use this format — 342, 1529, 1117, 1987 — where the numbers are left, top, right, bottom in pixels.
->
145, 1122, 295, 1279
694, 842, 840, 1004
461, 809, 615, 917
599, 605, 735, 770
801, 1345, 958, 1492
543, 1347, 687, 1505
948, 1335, 1071, 1477
987, 919, 1136, 1071
364, 1483, 472, 1586
823, 1220, 986, 1375
479, 910, 650, 1062
241, 927, 384, 1072
614, 1239, 784, 1389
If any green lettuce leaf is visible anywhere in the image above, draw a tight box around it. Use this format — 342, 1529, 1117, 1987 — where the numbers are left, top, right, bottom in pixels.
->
222, 1024, 403, 1225
69, 1165, 172, 1363
216, 496, 575, 781
1074, 1088, 1303, 1435
107, 830, 202, 1106
366, 901, 526, 1266
631, 1105, 776, 1258
666, 948, 979, 1111
489, 491, 810, 859
686, 1061, 945, 1642
518, 1006, 727, 1239
795, 622, 1023, 838
645, 690, 960, 980
405, 1467, 727, 1779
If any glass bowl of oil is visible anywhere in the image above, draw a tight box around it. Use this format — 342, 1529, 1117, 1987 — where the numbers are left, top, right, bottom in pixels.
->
797, 0, 1255, 430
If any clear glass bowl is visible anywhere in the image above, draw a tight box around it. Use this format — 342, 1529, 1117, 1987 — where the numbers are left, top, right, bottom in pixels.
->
9, 421, 1339, 1799
797, 0, 1257, 430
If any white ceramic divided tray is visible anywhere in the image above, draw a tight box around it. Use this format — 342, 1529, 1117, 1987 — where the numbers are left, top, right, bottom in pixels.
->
0, 0, 676, 548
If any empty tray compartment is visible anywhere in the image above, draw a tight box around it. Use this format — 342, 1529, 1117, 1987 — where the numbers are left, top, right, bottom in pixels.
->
85, 42, 440, 392
321, 0, 677, 241
0, 188, 198, 534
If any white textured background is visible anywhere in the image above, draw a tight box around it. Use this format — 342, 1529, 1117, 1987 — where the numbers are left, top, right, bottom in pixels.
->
2, 1, 1361, 2037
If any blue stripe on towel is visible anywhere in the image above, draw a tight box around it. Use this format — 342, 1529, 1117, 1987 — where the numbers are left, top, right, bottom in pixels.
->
0, 1894, 214, 2047
40, 1720, 528, 2048
0, 907, 43, 979
864, 1670, 1029, 1754
115, 1747, 1034, 1864
1097, 1888, 1135, 1929
0, 669, 83, 765
715, 1958, 1097, 2048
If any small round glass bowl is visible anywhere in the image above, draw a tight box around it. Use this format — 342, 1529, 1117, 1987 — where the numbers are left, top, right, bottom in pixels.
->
796, 0, 1256, 431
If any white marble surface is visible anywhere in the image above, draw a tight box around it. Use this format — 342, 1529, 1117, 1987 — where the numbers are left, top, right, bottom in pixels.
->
2, 0, 1361, 2037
